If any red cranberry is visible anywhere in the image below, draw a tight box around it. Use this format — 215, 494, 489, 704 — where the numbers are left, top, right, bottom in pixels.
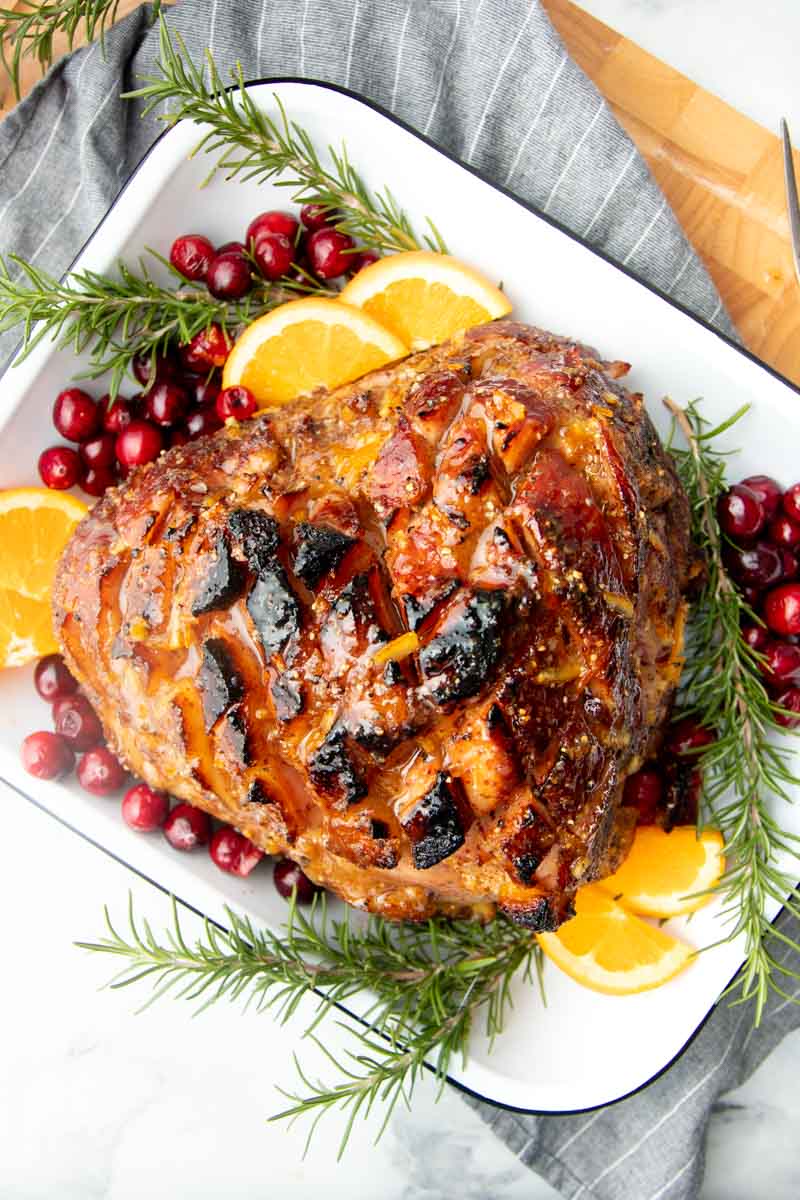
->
169, 429, 190, 448
782, 550, 799, 581
768, 513, 800, 548
170, 233, 215, 282
725, 542, 783, 590
79, 432, 116, 469
622, 767, 663, 824
163, 803, 211, 851
350, 250, 380, 274
38, 445, 82, 490
184, 374, 220, 409
81, 466, 116, 497
115, 420, 163, 468
273, 858, 320, 903
306, 227, 356, 279
774, 686, 800, 728
216, 240, 248, 258
34, 654, 78, 702
666, 717, 715, 757
782, 483, 800, 524
209, 827, 264, 877
247, 210, 300, 245
102, 395, 140, 434
764, 584, 800, 637
717, 484, 765, 541
252, 231, 294, 281
300, 203, 333, 232
144, 380, 189, 427
77, 745, 126, 795
53, 388, 99, 442
185, 407, 223, 440
741, 475, 782, 520
132, 351, 177, 388
180, 326, 230, 370
21, 730, 74, 780
741, 623, 769, 653
206, 252, 252, 300
760, 640, 800, 688
216, 386, 256, 422
54, 693, 104, 751
741, 585, 762, 609
122, 783, 169, 832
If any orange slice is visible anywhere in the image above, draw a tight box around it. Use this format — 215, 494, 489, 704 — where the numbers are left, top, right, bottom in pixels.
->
339, 250, 512, 349
536, 885, 694, 995
221, 297, 408, 408
0, 487, 88, 668
597, 826, 725, 918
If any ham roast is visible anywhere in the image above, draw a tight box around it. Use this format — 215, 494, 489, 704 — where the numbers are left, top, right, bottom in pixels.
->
54, 320, 694, 929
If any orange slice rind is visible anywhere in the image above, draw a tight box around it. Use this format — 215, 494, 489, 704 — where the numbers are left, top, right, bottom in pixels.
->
597, 826, 725, 918
339, 250, 512, 349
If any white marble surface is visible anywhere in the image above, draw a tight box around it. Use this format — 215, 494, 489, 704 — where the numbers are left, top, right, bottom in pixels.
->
3, 3, 800, 1198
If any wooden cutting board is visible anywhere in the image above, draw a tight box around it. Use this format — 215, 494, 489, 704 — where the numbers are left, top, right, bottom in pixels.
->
3, 0, 799, 385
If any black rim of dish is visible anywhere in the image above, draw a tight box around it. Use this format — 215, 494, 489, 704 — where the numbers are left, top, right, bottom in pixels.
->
1, 76, 793, 1119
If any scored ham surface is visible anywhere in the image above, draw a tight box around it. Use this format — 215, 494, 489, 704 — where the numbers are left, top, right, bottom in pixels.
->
54, 320, 694, 929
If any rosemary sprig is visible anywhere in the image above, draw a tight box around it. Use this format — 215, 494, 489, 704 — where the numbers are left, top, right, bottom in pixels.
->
666, 398, 800, 1022
0, 253, 333, 396
0, 1, 159, 100
124, 19, 448, 256
79, 893, 538, 1155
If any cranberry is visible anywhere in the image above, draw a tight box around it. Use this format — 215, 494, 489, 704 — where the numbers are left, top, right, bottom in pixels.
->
102, 395, 140, 434
21, 730, 74, 780
768, 513, 800, 548
216, 386, 256, 422
716, 484, 765, 541
666, 717, 715, 757
144, 380, 189, 427
169, 429, 190, 448
184, 374, 221, 409
180, 325, 230, 370
247, 210, 300, 245
306, 227, 356, 279
764, 583, 800, 637
38, 445, 83, 490
209, 827, 264, 877
782, 550, 799, 581
34, 654, 77, 702
121, 783, 169, 832
350, 250, 380, 274
622, 767, 663, 824
163, 803, 211, 851
170, 233, 215, 282
724, 542, 783, 590
741, 475, 782, 520
782, 483, 800, 524
132, 351, 177, 388
206, 252, 252, 300
79, 432, 116, 469
774, 686, 800, 728
741, 623, 769, 653
252, 231, 294, 281
77, 745, 126, 795
741, 585, 762, 609
216, 240, 248, 258
185, 407, 223, 440
53, 388, 99, 442
273, 858, 320, 903
300, 203, 333, 232
115, 420, 163, 468
54, 693, 104, 751
81, 466, 116, 497
760, 640, 800, 688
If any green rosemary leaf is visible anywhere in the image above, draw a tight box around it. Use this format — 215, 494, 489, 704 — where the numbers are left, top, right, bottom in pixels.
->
665, 397, 800, 1024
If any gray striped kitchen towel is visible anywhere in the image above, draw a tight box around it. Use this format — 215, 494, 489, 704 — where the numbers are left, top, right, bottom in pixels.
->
1, 3, 798, 1198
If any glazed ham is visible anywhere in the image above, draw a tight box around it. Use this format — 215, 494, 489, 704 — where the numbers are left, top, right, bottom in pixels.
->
54, 321, 694, 929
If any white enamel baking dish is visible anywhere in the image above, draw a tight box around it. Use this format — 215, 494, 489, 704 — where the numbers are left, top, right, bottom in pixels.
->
1, 80, 799, 1114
